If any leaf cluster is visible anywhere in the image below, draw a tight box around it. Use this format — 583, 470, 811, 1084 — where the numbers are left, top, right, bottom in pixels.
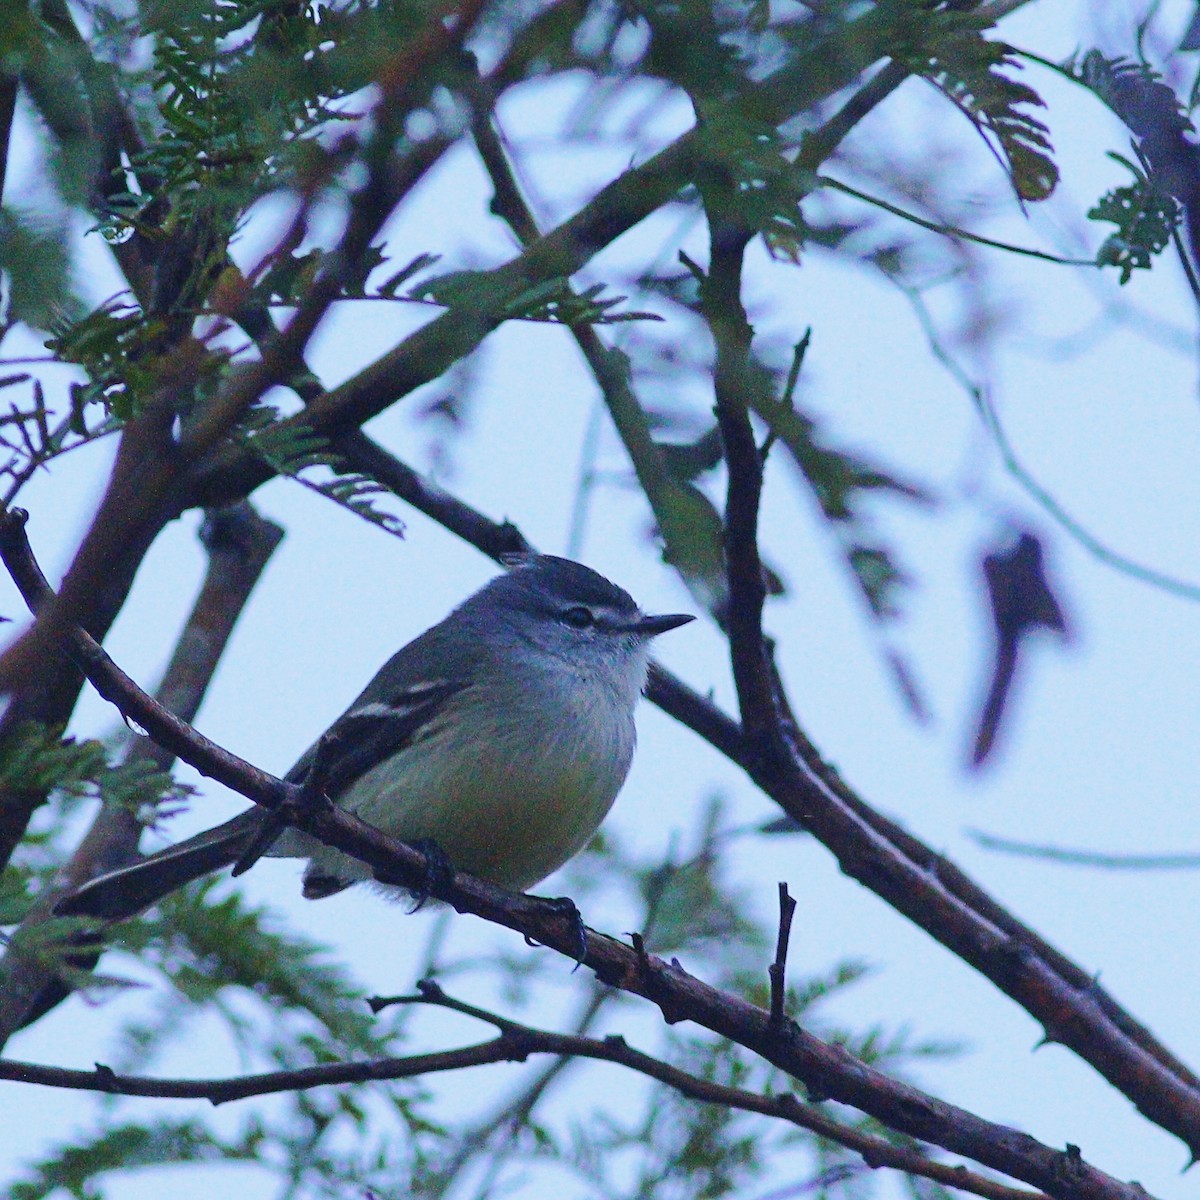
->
115, 0, 366, 237
1067, 51, 1192, 282
238, 403, 407, 535
0, 722, 193, 926
885, 1, 1057, 203
1088, 152, 1181, 284
43, 296, 171, 421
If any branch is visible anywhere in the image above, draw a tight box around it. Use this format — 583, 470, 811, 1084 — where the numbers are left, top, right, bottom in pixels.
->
185, 0, 1001, 512
39, 0, 161, 298
0, 0, 227, 872
425, 847, 692, 1192
691, 177, 1200, 1154
0, 409, 180, 870
428, 984, 613, 1190
288, 438, 1200, 1152
769, 883, 798, 1030
0, 981, 1054, 1200
0, 508, 1156, 1200
818, 174, 1097, 266
700, 201, 782, 753
795, 60, 910, 172
333, 431, 532, 560
0, 74, 15, 205
970, 831, 1200, 871
0, 503, 284, 1042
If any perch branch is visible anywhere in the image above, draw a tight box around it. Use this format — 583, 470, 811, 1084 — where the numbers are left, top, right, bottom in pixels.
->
0, 506, 1155, 1200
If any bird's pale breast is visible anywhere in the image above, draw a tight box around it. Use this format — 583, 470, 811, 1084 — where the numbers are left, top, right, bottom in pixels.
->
303, 663, 639, 892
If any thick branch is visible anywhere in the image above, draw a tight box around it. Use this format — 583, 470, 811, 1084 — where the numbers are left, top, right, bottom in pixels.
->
291, 439, 1200, 1152
0, 411, 181, 870
0, 508, 1154, 1200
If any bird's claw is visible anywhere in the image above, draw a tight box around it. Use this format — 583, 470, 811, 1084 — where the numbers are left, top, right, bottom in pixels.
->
406, 838, 455, 912
534, 895, 588, 967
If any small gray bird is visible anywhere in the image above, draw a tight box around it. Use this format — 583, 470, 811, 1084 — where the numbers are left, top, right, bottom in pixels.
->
60, 555, 693, 921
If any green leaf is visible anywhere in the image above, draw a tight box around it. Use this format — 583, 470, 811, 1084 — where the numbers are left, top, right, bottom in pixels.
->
693, 114, 812, 261
131, 878, 387, 1059
0, 864, 35, 924
417, 270, 662, 326
0, 723, 107, 797
890, 3, 1058, 202
10, 1119, 259, 1200
1088, 154, 1180, 283
240, 406, 406, 537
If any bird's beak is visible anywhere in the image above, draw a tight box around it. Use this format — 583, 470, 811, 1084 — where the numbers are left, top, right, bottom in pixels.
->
634, 612, 694, 637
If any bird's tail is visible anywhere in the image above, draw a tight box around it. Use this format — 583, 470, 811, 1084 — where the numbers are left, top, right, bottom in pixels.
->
56, 812, 260, 921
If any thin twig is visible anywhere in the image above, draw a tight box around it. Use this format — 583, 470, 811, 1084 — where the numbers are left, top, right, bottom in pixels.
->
896, 275, 1200, 603
769, 883, 798, 1030
0, 986, 1051, 1200
969, 830, 1200, 871
818, 175, 1097, 267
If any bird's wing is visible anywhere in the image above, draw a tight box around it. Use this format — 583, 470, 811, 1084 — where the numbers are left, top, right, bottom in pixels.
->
285, 678, 466, 798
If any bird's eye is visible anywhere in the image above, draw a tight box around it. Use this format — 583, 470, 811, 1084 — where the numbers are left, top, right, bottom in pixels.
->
561, 605, 595, 629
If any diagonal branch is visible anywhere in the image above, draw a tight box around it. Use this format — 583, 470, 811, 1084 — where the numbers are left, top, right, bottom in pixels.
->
0, 507, 1158, 1200
0, 502, 284, 1042
0, 409, 181, 870
310, 437, 1200, 1152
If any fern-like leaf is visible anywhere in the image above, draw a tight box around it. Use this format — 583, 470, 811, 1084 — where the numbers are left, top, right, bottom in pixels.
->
891, 4, 1058, 202
0, 723, 108, 798
1067, 52, 1195, 278
241, 406, 405, 536
1070, 50, 1194, 144
10, 1119, 260, 1200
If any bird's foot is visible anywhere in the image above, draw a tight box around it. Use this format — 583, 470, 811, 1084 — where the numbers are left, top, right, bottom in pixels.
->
406, 838, 455, 912
525, 895, 588, 966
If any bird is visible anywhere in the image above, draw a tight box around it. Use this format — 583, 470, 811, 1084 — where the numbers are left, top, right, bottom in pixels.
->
58, 555, 693, 921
